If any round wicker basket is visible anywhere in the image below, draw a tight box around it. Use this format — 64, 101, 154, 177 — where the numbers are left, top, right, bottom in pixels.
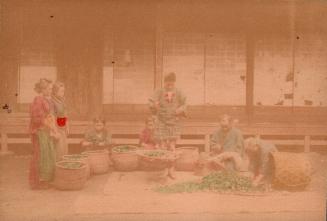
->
111, 145, 139, 171
82, 149, 110, 174
271, 152, 312, 189
54, 160, 87, 190
137, 149, 179, 171
62, 154, 91, 179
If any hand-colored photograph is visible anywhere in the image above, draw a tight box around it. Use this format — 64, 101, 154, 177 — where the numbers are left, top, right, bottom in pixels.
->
0, 0, 326, 221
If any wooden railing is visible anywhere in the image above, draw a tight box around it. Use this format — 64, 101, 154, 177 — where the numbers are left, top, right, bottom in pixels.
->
1, 116, 327, 155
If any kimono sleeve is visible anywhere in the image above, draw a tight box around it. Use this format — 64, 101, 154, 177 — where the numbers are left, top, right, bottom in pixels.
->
210, 130, 221, 149
258, 146, 277, 176
150, 90, 162, 104
84, 129, 94, 142
258, 153, 269, 176
30, 97, 50, 126
177, 90, 187, 112
139, 129, 147, 144
105, 131, 112, 145
148, 90, 161, 113
235, 129, 245, 156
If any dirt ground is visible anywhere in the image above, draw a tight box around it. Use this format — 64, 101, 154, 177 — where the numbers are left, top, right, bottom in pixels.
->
0, 153, 326, 221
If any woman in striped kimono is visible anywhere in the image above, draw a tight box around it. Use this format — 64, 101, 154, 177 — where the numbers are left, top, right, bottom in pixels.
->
149, 72, 187, 178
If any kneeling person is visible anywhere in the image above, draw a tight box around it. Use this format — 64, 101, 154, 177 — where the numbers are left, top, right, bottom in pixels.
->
244, 137, 278, 188
209, 114, 244, 170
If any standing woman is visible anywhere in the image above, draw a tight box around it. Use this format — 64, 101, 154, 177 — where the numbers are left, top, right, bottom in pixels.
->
149, 72, 187, 178
29, 78, 58, 189
51, 82, 69, 161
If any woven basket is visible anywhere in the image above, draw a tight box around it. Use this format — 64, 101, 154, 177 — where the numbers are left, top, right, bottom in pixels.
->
175, 147, 199, 171
272, 152, 312, 189
54, 161, 87, 190
137, 149, 179, 171
62, 154, 91, 179
82, 150, 110, 174
111, 145, 139, 171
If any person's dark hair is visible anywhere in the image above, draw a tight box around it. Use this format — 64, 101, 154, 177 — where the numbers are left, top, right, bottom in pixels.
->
164, 72, 176, 83
34, 78, 52, 94
93, 116, 106, 125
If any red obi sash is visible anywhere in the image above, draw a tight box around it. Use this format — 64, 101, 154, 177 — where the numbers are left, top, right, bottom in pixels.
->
57, 117, 67, 127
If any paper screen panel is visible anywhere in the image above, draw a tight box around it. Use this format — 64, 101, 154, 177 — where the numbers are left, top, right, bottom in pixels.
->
103, 66, 114, 104
253, 36, 293, 106
162, 33, 205, 105
293, 33, 327, 106
205, 34, 246, 105
111, 29, 155, 104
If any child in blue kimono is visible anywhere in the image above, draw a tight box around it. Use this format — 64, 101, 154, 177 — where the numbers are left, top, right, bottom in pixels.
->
81, 117, 112, 151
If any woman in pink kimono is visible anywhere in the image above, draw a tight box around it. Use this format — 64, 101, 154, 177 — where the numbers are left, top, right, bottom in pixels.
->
29, 78, 58, 189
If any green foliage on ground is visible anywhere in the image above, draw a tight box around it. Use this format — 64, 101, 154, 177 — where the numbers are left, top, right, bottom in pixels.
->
144, 151, 166, 158
59, 161, 83, 169
155, 171, 264, 193
112, 145, 137, 153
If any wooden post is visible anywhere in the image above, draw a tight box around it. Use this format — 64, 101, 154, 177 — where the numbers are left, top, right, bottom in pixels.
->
304, 135, 311, 152
245, 32, 255, 124
204, 134, 210, 153
0, 131, 13, 156
154, 1, 164, 90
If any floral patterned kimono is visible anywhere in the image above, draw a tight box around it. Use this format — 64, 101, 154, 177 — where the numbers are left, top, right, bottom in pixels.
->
84, 128, 112, 150
50, 95, 68, 161
149, 88, 186, 141
29, 96, 56, 189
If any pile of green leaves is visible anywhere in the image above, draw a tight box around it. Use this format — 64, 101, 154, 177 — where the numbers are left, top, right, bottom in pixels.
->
155, 171, 264, 193
64, 154, 86, 160
59, 161, 83, 169
144, 151, 166, 158
113, 145, 137, 153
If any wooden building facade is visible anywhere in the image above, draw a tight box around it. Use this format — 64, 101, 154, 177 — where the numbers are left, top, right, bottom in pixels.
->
1, 0, 327, 124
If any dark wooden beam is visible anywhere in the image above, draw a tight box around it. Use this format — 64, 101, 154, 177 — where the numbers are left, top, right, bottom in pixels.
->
245, 25, 255, 124
0, 1, 20, 112
154, 0, 163, 90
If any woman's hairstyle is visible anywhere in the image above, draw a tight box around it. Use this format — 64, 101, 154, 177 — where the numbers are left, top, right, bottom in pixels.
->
93, 116, 106, 125
34, 78, 52, 94
244, 136, 261, 152
52, 81, 65, 96
164, 72, 176, 83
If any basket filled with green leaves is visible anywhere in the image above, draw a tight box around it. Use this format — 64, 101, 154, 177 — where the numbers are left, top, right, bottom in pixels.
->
111, 145, 139, 171
82, 149, 110, 174
137, 149, 179, 171
54, 161, 87, 190
62, 154, 91, 179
